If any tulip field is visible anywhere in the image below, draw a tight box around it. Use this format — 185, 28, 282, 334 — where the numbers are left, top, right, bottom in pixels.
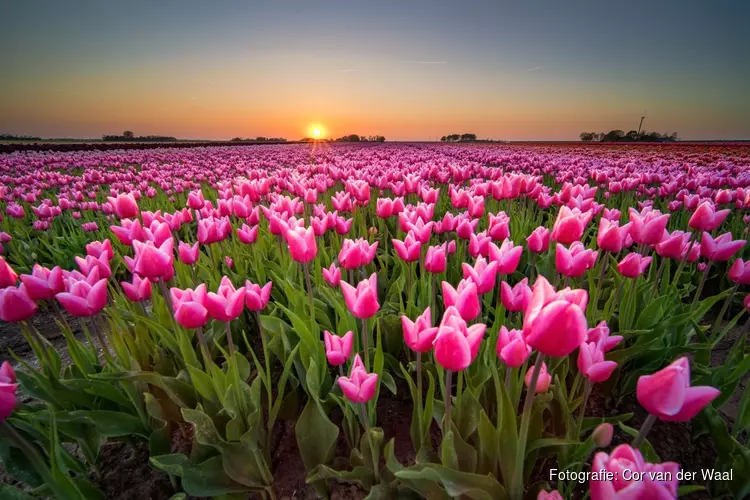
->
1, 142, 750, 499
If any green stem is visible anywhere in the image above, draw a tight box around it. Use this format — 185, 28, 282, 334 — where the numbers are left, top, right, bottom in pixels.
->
304, 261, 314, 329
224, 320, 235, 356
362, 317, 370, 368
712, 282, 739, 336
671, 231, 697, 287
692, 262, 712, 306
651, 256, 666, 296
632, 414, 657, 448
576, 381, 592, 438
195, 326, 212, 369
0, 421, 54, 486
416, 351, 423, 446
511, 352, 544, 500
443, 370, 453, 436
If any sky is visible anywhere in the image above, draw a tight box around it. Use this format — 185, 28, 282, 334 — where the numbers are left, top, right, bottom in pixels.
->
1, 0, 749, 141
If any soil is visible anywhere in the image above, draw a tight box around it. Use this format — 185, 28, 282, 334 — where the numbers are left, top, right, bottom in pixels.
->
1, 309, 748, 499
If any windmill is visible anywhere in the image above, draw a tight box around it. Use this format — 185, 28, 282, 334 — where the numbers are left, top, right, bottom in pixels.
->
637, 110, 647, 138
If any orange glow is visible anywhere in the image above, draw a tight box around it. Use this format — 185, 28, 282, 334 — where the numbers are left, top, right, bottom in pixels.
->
308, 123, 326, 139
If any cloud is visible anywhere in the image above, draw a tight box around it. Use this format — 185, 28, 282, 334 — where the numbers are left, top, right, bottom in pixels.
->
399, 60, 447, 65
526, 66, 543, 72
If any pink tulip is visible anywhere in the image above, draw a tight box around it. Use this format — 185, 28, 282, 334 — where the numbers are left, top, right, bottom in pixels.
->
586, 321, 621, 352
20, 265, 65, 301
198, 217, 231, 245
55, 277, 108, 317
224, 256, 234, 269
637, 357, 720, 422
433, 306, 486, 371
237, 224, 259, 244
489, 239, 523, 274
500, 278, 532, 312
0, 361, 18, 422
578, 342, 618, 383
701, 232, 746, 262
424, 243, 447, 274
170, 284, 209, 329
341, 273, 380, 319
245, 281, 272, 311
462, 257, 498, 294
86, 239, 114, 260
745, 294, 750, 311
689, 201, 730, 232
75, 253, 112, 280
205, 277, 246, 322
107, 193, 139, 219
335, 216, 353, 235
597, 219, 631, 253
178, 241, 200, 265
537, 490, 563, 500
729, 259, 750, 285
496, 326, 531, 367
655, 230, 691, 260
526, 226, 551, 253
110, 219, 148, 246
133, 238, 174, 280
0, 284, 38, 322
323, 263, 342, 287
551, 206, 589, 244
442, 279, 481, 321
338, 354, 378, 404
487, 212, 510, 241
339, 238, 378, 269
617, 252, 652, 278
121, 275, 152, 302
590, 445, 679, 500
392, 232, 422, 262
523, 276, 588, 358
628, 208, 669, 246
187, 190, 205, 209
525, 361, 551, 393
0, 257, 18, 288
402, 307, 439, 352
555, 242, 597, 278
324, 330, 354, 366
284, 225, 318, 263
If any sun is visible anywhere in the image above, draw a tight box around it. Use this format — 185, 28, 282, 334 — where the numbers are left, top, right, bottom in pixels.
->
308, 123, 326, 139
312, 128, 321, 138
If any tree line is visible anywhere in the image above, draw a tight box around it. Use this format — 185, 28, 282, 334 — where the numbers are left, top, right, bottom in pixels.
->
102, 131, 177, 142
333, 134, 386, 142
579, 130, 678, 142
0, 134, 42, 141
440, 133, 477, 142
230, 136, 287, 142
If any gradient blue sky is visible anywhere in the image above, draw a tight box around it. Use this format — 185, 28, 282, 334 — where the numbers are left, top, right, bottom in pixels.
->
1, 0, 749, 140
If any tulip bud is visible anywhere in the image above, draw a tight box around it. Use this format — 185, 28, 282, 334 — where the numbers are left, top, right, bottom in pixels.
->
592, 423, 613, 448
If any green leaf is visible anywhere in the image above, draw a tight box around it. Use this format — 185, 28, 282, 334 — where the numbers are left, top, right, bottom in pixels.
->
396, 464, 508, 500
0, 484, 37, 500
150, 454, 251, 496
526, 438, 579, 456
295, 398, 339, 473
54, 410, 148, 439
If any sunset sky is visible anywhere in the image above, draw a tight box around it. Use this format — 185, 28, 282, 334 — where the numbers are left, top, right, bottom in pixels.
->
1, 0, 749, 141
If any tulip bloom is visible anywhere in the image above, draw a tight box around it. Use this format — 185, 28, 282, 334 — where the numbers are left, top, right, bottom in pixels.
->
462, 257, 499, 294
637, 357, 719, 422
133, 238, 174, 280
578, 342, 618, 383
338, 354, 378, 404
86, 239, 114, 260
424, 243, 447, 274
526, 226, 551, 253
701, 232, 746, 262
597, 219, 631, 253
187, 190, 205, 209
0, 257, 18, 288
729, 259, 750, 285
496, 326, 531, 367
555, 242, 597, 278
551, 206, 589, 244
537, 491, 563, 500
489, 239, 523, 274
525, 361, 552, 393
655, 230, 691, 260
689, 201, 730, 232
75, 253, 112, 280
500, 278, 532, 312
0, 284, 38, 322
55, 277, 108, 317
591, 446, 680, 500
244, 281, 272, 311
402, 307, 439, 352
487, 212, 510, 241
284, 225, 318, 263
628, 208, 669, 246
341, 273, 380, 319
0, 361, 18, 422
110, 219, 148, 246
339, 238, 378, 269
237, 224, 259, 245
442, 279, 481, 321
20, 265, 65, 301
121, 275, 152, 302
586, 321, 621, 352
322, 263, 341, 287
392, 232, 422, 263
205, 277, 246, 322
617, 252, 652, 278
324, 330, 354, 366
107, 193, 139, 219
170, 284, 209, 329
523, 276, 588, 358
433, 306, 486, 372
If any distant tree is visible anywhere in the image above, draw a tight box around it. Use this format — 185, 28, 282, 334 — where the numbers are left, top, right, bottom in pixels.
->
123, 130, 134, 139
579, 132, 596, 141
600, 130, 625, 142
460, 133, 477, 142
440, 136, 447, 142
